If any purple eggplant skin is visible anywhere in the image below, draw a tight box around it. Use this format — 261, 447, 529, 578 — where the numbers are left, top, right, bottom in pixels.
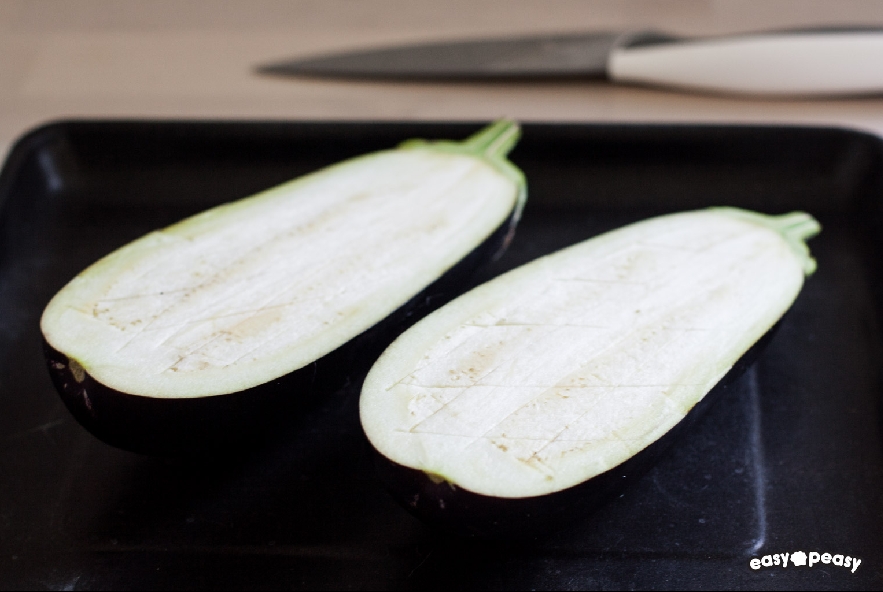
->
370, 322, 780, 539
42, 211, 518, 457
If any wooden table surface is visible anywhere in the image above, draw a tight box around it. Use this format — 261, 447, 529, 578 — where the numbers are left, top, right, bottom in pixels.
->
2, 0, 883, 159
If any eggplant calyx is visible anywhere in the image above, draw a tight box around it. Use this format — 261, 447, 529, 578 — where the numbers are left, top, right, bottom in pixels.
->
399, 120, 526, 196
712, 207, 821, 275
460, 119, 522, 159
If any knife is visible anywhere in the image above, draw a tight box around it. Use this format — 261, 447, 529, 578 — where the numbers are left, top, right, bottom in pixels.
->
257, 28, 883, 96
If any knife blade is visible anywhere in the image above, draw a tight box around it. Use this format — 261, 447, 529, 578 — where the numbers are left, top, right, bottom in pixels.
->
257, 28, 883, 96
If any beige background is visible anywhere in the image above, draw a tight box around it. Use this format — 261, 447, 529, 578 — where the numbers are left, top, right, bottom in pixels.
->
3, 0, 883, 159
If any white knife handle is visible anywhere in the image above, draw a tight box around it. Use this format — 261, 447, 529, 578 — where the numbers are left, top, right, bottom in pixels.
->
608, 32, 883, 96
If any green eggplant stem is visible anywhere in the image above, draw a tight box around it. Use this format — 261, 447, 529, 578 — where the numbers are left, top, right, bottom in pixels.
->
399, 120, 523, 182
462, 119, 521, 159
775, 212, 822, 241
713, 207, 821, 276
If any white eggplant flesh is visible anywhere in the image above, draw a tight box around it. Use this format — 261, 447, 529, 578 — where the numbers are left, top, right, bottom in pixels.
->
40, 121, 525, 454
361, 208, 819, 509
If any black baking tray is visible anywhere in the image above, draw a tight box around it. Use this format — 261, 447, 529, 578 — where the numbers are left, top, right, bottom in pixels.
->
1, 120, 882, 590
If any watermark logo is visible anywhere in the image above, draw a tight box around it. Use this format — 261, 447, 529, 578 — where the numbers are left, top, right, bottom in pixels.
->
749, 551, 861, 573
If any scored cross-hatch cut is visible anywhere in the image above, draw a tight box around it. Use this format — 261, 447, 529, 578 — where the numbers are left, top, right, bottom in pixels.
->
361, 208, 819, 499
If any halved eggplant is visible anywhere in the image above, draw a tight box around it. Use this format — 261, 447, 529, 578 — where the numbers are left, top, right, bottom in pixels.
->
360, 208, 820, 537
40, 120, 526, 455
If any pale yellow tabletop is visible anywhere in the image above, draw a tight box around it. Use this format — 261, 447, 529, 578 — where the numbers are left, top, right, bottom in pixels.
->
2, 0, 883, 160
